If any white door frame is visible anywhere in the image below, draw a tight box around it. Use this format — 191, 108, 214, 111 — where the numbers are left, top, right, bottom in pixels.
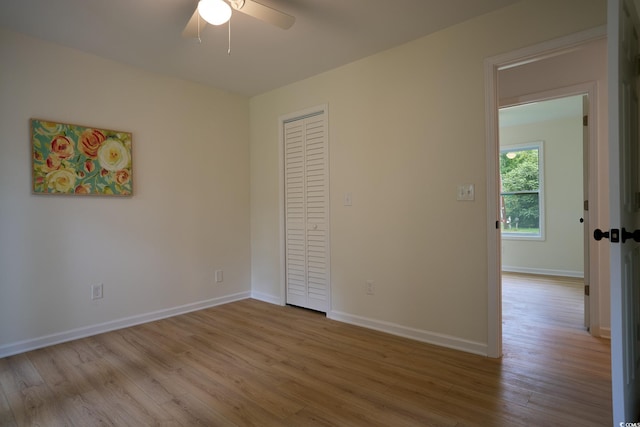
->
484, 26, 606, 358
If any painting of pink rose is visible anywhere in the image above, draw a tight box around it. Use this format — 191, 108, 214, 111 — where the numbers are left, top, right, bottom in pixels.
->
31, 119, 133, 196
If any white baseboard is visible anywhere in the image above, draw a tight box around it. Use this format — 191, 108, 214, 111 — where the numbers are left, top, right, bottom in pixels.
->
250, 291, 283, 305
599, 327, 611, 339
502, 266, 584, 278
0, 291, 250, 358
327, 310, 488, 356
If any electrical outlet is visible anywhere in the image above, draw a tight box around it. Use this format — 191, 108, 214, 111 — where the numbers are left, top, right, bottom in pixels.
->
365, 280, 375, 295
91, 283, 103, 300
215, 270, 223, 283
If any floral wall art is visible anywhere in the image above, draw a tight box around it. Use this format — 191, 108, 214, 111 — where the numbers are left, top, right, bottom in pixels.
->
31, 119, 133, 196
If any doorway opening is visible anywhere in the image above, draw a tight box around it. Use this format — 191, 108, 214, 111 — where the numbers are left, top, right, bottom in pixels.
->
498, 94, 588, 337
484, 27, 606, 358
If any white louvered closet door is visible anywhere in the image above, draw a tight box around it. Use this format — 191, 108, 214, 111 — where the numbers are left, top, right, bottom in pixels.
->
284, 112, 329, 312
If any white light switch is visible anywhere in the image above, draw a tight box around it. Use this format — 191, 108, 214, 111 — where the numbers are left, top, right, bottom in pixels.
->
457, 184, 475, 201
344, 192, 353, 206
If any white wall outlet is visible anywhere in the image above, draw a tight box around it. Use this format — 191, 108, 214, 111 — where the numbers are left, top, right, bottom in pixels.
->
365, 280, 375, 295
91, 283, 103, 300
215, 270, 223, 283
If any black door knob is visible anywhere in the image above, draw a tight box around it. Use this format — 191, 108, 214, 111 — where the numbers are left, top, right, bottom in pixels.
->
594, 228, 620, 242
593, 229, 609, 241
622, 228, 640, 243
580, 218, 584, 223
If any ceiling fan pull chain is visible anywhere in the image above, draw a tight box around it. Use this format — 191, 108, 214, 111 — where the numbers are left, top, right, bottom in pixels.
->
228, 18, 232, 55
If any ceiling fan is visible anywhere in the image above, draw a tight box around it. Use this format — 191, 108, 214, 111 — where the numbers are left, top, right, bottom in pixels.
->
182, 0, 295, 39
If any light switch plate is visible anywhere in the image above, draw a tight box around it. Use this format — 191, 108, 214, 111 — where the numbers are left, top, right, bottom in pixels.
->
91, 283, 103, 300
457, 184, 475, 201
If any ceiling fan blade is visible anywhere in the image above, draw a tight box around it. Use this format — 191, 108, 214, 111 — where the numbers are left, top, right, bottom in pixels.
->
234, 0, 295, 30
182, 8, 206, 38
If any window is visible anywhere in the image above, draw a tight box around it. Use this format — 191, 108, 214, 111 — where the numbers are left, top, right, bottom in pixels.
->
500, 142, 544, 239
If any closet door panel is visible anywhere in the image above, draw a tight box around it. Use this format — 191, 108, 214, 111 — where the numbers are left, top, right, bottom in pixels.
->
284, 112, 329, 312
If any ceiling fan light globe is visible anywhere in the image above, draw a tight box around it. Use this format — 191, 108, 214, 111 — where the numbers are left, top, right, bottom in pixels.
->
198, 0, 232, 25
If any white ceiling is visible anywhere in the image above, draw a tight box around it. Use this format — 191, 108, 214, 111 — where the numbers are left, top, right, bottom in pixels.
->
0, 0, 522, 96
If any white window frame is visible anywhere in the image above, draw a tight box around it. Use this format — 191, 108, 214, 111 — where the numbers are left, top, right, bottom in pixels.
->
499, 141, 545, 241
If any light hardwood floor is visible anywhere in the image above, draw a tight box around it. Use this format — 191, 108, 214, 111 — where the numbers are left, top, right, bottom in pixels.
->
0, 273, 612, 426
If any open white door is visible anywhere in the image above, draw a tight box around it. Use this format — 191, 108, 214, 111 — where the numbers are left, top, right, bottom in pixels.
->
608, 0, 640, 421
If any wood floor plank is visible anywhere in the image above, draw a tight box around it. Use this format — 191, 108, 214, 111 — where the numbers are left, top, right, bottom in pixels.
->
160, 394, 237, 426
0, 382, 18, 427
94, 340, 188, 408
276, 378, 419, 427
0, 273, 612, 425
165, 363, 286, 426
1, 354, 44, 390
177, 346, 307, 420
0, 354, 72, 427
76, 358, 178, 426
274, 360, 459, 426
26, 345, 95, 398
280, 406, 356, 427
9, 384, 72, 427
59, 391, 120, 427
55, 337, 104, 366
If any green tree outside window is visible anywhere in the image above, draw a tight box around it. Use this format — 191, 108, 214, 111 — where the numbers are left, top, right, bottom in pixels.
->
500, 143, 543, 238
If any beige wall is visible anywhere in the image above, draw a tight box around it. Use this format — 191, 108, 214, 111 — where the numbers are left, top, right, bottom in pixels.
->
250, 0, 607, 354
0, 29, 251, 355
